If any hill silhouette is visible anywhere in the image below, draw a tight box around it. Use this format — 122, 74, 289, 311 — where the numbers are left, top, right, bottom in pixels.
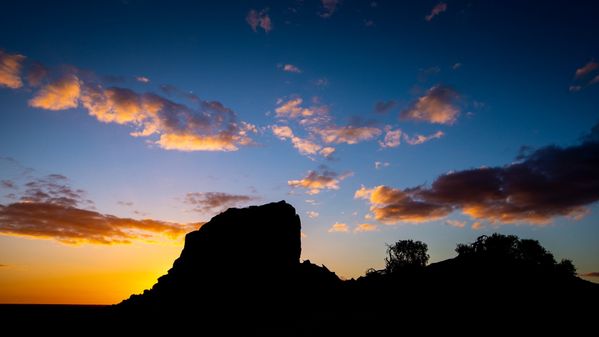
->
3, 201, 597, 334
113, 201, 598, 333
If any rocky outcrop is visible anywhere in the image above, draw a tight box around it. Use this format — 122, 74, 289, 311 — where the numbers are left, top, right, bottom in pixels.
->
120, 201, 340, 311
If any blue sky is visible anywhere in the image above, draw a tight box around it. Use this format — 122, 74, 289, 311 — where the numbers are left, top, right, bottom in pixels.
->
1, 0, 598, 302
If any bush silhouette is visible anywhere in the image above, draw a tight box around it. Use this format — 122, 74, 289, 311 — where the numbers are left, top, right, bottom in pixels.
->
384, 239, 429, 273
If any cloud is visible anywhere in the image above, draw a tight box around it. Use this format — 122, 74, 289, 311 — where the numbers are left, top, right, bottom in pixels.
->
0, 173, 197, 244
319, 146, 336, 158
272, 125, 294, 139
574, 61, 598, 79
355, 185, 453, 224
320, 0, 339, 18
452, 63, 462, 70
314, 78, 329, 87
374, 100, 396, 114
0, 50, 25, 89
328, 222, 348, 233
0, 202, 198, 244
118, 201, 134, 207
317, 125, 381, 144
401, 85, 459, 124
136, 76, 150, 83
281, 64, 302, 73
26, 62, 48, 87
446, 219, 466, 228
356, 125, 599, 225
247, 9, 272, 33
271, 125, 331, 157
375, 161, 390, 169
29, 75, 81, 110
403, 130, 444, 145
307, 211, 319, 218
581, 272, 599, 277
288, 167, 352, 195
184, 192, 258, 214
471, 221, 483, 230
80, 85, 255, 152
379, 127, 401, 148
354, 223, 378, 232
569, 85, 582, 92
275, 97, 328, 122
1, 180, 15, 189
425, 2, 448, 22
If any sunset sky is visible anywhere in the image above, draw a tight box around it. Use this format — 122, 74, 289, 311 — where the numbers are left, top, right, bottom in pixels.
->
1, 0, 598, 304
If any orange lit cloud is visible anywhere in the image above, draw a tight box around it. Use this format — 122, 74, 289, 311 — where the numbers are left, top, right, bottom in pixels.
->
288, 167, 352, 195
403, 130, 444, 145
328, 222, 348, 233
0, 50, 25, 89
445, 219, 466, 228
0, 50, 256, 152
0, 202, 198, 244
471, 221, 483, 230
271, 125, 334, 157
425, 2, 447, 22
317, 125, 381, 144
356, 125, 599, 225
0, 174, 198, 244
354, 223, 378, 232
355, 185, 452, 224
29, 75, 81, 110
183, 192, 258, 214
401, 85, 460, 125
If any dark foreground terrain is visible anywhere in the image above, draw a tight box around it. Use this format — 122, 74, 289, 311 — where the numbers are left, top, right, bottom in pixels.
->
3, 201, 598, 334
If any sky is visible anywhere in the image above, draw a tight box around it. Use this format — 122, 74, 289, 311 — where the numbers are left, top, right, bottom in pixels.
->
1, 0, 598, 304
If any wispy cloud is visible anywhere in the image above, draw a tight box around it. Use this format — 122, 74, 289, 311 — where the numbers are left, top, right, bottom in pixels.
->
289, 166, 352, 195
445, 219, 466, 228
0, 50, 25, 89
271, 125, 334, 158
574, 61, 598, 79
279, 64, 302, 73
247, 8, 272, 33
184, 192, 258, 214
328, 222, 348, 233
379, 127, 401, 148
307, 211, 319, 218
374, 161, 390, 169
356, 124, 599, 225
571, 61, 599, 91
0, 172, 198, 244
581, 272, 599, 277
400, 85, 460, 125
320, 0, 340, 18
135, 76, 150, 83
425, 2, 447, 22
374, 100, 396, 114
403, 130, 444, 145
354, 223, 377, 232
317, 125, 381, 144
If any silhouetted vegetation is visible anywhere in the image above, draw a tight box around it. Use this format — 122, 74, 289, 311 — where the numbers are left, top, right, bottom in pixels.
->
384, 239, 429, 273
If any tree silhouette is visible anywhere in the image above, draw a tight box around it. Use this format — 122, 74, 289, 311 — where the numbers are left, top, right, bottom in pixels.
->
385, 239, 429, 273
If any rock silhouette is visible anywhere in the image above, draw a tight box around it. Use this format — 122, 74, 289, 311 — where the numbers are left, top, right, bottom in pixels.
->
120, 201, 341, 321
114, 201, 598, 334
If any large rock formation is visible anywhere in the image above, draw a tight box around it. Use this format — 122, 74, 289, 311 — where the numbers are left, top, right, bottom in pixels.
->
120, 201, 340, 312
